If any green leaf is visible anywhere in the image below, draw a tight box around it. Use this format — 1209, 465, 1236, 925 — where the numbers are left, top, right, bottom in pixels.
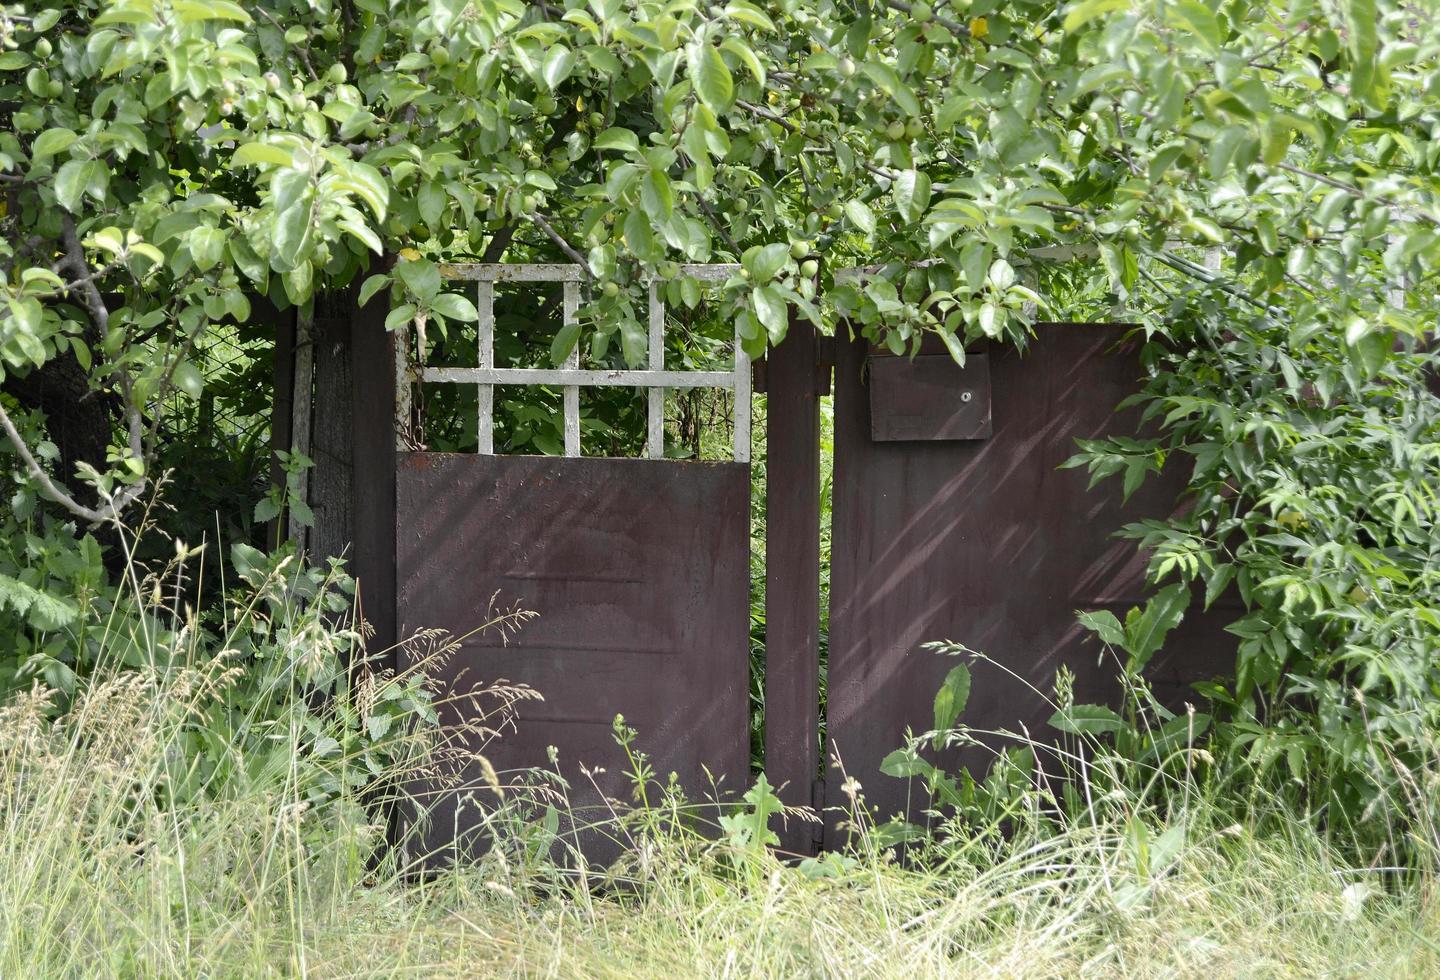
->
273, 202, 312, 270
230, 142, 294, 168
752, 285, 786, 341
384, 304, 416, 332
1169, 0, 1220, 52
1122, 584, 1190, 673
722, 1, 776, 31
880, 748, 932, 778
892, 170, 932, 222
692, 43, 734, 113
1048, 703, 1126, 736
31, 128, 77, 160
743, 242, 791, 282
550, 319, 581, 366
1062, 0, 1130, 32
53, 159, 89, 213
932, 663, 971, 745
1077, 609, 1125, 648
333, 162, 388, 221
860, 62, 920, 117
542, 44, 575, 89
844, 199, 877, 235
640, 170, 674, 220
172, 360, 203, 398
417, 180, 446, 228
189, 226, 225, 272
593, 127, 640, 153
1345, 0, 1378, 103
358, 274, 390, 308
430, 291, 478, 322
394, 258, 441, 303
720, 36, 765, 86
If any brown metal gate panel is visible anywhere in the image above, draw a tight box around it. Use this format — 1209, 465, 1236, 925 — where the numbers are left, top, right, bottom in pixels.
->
396, 452, 750, 861
826, 325, 1236, 846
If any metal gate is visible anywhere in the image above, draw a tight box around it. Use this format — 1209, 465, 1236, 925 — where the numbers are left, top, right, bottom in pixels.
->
354, 260, 1238, 861
394, 264, 751, 860
821, 322, 1236, 847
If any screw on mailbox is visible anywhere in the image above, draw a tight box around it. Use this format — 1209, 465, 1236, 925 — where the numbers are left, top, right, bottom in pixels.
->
960, 391, 973, 403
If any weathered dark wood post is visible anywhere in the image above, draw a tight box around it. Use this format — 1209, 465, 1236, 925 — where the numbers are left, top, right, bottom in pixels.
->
348, 282, 397, 660
764, 312, 823, 855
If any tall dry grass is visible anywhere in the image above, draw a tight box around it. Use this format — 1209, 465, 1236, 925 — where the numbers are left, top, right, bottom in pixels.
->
0, 540, 1435, 976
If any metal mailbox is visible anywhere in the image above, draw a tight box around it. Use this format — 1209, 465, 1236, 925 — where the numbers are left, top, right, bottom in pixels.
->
868, 353, 992, 442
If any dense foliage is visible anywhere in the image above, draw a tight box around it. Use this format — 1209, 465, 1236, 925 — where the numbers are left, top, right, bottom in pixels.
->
2, 0, 1438, 857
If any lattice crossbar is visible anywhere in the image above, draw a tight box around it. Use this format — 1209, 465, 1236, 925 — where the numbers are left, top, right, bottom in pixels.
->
395, 263, 750, 462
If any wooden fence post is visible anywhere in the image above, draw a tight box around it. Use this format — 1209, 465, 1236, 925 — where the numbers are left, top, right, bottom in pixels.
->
765, 312, 823, 855
348, 283, 397, 662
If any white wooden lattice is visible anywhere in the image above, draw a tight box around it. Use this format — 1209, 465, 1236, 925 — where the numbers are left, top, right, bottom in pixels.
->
395, 263, 750, 462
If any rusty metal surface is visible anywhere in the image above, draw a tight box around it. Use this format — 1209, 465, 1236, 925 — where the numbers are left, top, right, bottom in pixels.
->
396, 452, 750, 862
826, 325, 1237, 847
868, 353, 993, 441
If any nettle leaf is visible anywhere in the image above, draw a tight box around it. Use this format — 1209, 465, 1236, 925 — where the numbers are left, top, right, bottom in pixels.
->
1122, 583, 1190, 673
0, 574, 79, 631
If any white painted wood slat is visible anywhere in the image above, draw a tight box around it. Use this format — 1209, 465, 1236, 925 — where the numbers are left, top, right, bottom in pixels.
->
400, 264, 752, 461
563, 280, 581, 457
477, 280, 495, 455
647, 281, 665, 459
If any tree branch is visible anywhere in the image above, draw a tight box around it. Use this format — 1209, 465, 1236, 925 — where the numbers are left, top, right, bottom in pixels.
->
880, 0, 971, 39
0, 399, 133, 525
697, 196, 742, 256
526, 212, 593, 277
1277, 163, 1439, 228
254, 6, 320, 81
51, 216, 148, 509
